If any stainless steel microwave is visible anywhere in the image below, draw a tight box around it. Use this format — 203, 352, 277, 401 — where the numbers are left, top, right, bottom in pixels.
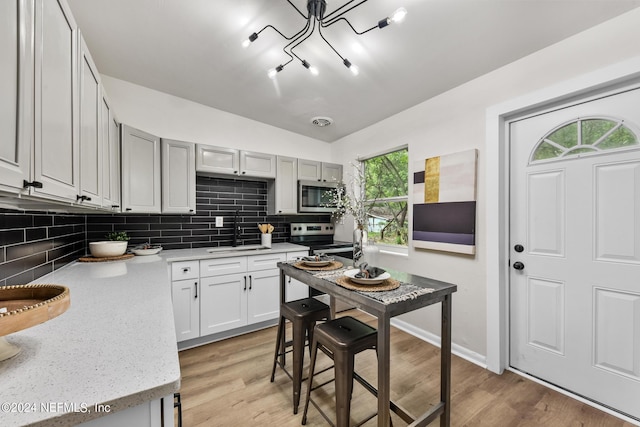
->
298, 180, 338, 213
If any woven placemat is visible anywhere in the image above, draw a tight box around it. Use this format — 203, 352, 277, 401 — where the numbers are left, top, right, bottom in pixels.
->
293, 260, 344, 271
78, 254, 134, 262
335, 276, 400, 292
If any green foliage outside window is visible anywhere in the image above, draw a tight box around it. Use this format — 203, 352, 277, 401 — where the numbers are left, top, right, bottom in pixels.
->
363, 149, 408, 246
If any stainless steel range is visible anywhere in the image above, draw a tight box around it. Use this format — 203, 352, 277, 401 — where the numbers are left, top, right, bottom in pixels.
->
290, 223, 353, 259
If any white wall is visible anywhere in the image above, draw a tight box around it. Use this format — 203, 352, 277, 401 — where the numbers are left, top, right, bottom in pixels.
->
101, 75, 333, 161
332, 8, 640, 363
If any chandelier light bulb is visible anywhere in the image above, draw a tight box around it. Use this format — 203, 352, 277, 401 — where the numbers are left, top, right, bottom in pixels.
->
343, 59, 359, 76
391, 7, 407, 24
242, 32, 258, 48
302, 60, 319, 76
267, 68, 277, 78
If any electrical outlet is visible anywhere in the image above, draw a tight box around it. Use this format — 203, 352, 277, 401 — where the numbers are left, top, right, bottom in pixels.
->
215, 216, 224, 227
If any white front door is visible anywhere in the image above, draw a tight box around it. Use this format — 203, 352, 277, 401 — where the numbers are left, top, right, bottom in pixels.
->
509, 86, 640, 420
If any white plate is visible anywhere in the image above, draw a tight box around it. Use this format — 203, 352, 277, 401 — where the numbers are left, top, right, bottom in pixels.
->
132, 247, 162, 256
303, 260, 332, 267
343, 268, 391, 285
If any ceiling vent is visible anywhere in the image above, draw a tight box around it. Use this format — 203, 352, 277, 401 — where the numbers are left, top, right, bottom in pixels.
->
311, 116, 333, 127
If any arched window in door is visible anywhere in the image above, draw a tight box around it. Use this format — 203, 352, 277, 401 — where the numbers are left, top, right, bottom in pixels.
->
530, 117, 639, 163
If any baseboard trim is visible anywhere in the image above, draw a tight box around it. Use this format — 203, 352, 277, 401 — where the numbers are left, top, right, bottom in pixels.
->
389, 318, 487, 368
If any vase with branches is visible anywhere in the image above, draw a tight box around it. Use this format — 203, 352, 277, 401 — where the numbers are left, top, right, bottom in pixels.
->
323, 162, 369, 263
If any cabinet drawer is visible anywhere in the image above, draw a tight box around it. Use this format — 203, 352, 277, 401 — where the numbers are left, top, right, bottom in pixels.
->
247, 253, 287, 271
200, 256, 248, 277
171, 261, 199, 281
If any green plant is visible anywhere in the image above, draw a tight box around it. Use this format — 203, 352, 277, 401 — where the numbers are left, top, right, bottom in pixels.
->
106, 231, 129, 241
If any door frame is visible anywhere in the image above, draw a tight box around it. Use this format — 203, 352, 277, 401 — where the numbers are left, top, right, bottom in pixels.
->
485, 55, 640, 375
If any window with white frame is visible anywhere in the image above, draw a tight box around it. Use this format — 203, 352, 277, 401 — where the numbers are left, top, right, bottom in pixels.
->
362, 148, 408, 246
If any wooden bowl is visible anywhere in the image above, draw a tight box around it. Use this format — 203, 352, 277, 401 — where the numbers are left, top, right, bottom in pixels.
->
0, 284, 70, 361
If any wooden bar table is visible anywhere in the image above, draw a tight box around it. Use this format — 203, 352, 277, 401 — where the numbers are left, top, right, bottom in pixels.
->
278, 256, 457, 427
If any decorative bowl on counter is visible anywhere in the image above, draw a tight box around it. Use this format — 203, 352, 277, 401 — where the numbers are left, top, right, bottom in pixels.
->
89, 241, 128, 258
0, 284, 70, 361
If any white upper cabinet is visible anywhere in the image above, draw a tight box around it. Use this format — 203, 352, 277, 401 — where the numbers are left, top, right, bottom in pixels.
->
196, 145, 239, 175
239, 150, 276, 178
269, 156, 298, 215
78, 32, 102, 207
321, 162, 343, 182
0, 0, 32, 194
196, 145, 276, 179
101, 91, 120, 210
121, 125, 161, 213
162, 139, 196, 214
32, 0, 80, 202
298, 159, 343, 182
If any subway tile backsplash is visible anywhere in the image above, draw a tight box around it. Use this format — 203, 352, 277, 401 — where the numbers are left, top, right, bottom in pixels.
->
0, 176, 329, 286
0, 210, 85, 287
86, 176, 330, 249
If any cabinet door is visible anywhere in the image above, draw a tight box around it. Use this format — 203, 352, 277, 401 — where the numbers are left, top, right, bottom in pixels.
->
200, 273, 248, 335
162, 139, 196, 214
121, 125, 161, 213
109, 114, 121, 209
273, 156, 297, 214
321, 162, 343, 182
0, 0, 31, 194
297, 159, 322, 181
172, 279, 200, 342
240, 151, 276, 178
195, 144, 239, 175
33, 0, 80, 202
100, 91, 120, 210
247, 269, 280, 324
78, 32, 102, 207
285, 251, 310, 302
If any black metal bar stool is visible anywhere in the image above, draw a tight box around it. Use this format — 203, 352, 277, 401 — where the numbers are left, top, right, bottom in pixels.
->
301, 316, 379, 427
271, 297, 331, 414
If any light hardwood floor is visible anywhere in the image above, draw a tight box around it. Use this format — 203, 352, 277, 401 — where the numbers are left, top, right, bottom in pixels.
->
177, 310, 635, 426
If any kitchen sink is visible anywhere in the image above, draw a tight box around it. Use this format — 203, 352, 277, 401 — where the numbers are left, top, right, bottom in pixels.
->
206, 245, 269, 254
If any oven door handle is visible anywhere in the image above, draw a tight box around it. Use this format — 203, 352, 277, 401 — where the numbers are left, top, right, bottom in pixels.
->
313, 247, 354, 255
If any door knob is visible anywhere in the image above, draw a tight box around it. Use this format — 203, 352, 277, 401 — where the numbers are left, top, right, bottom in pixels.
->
513, 261, 525, 270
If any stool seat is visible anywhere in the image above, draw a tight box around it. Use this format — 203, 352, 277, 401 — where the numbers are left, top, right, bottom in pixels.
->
271, 297, 331, 414
302, 316, 378, 427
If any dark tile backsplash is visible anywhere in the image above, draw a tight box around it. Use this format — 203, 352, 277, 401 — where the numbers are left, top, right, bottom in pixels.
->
86, 176, 330, 249
0, 176, 329, 286
0, 210, 85, 287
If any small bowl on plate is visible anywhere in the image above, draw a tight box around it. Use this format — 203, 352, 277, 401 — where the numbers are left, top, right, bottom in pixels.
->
343, 268, 391, 285
131, 245, 162, 256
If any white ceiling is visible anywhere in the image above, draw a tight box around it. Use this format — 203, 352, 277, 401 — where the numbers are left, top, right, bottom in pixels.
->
67, 0, 640, 142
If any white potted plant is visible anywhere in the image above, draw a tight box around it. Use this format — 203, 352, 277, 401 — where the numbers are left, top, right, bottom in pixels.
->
89, 231, 129, 258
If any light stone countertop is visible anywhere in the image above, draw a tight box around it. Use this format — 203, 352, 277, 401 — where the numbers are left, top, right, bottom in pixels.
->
0, 243, 308, 427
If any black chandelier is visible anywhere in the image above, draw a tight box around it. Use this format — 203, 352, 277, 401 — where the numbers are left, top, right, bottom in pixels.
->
242, 0, 407, 78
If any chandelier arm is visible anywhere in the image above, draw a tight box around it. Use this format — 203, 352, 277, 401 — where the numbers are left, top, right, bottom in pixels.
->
289, 17, 317, 61
318, 23, 345, 61
322, 0, 369, 21
257, 23, 309, 41
285, 0, 308, 19
282, 18, 312, 62
321, 17, 377, 35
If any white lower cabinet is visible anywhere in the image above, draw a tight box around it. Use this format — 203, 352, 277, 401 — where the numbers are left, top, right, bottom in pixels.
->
200, 272, 247, 335
171, 278, 199, 342
172, 251, 290, 343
